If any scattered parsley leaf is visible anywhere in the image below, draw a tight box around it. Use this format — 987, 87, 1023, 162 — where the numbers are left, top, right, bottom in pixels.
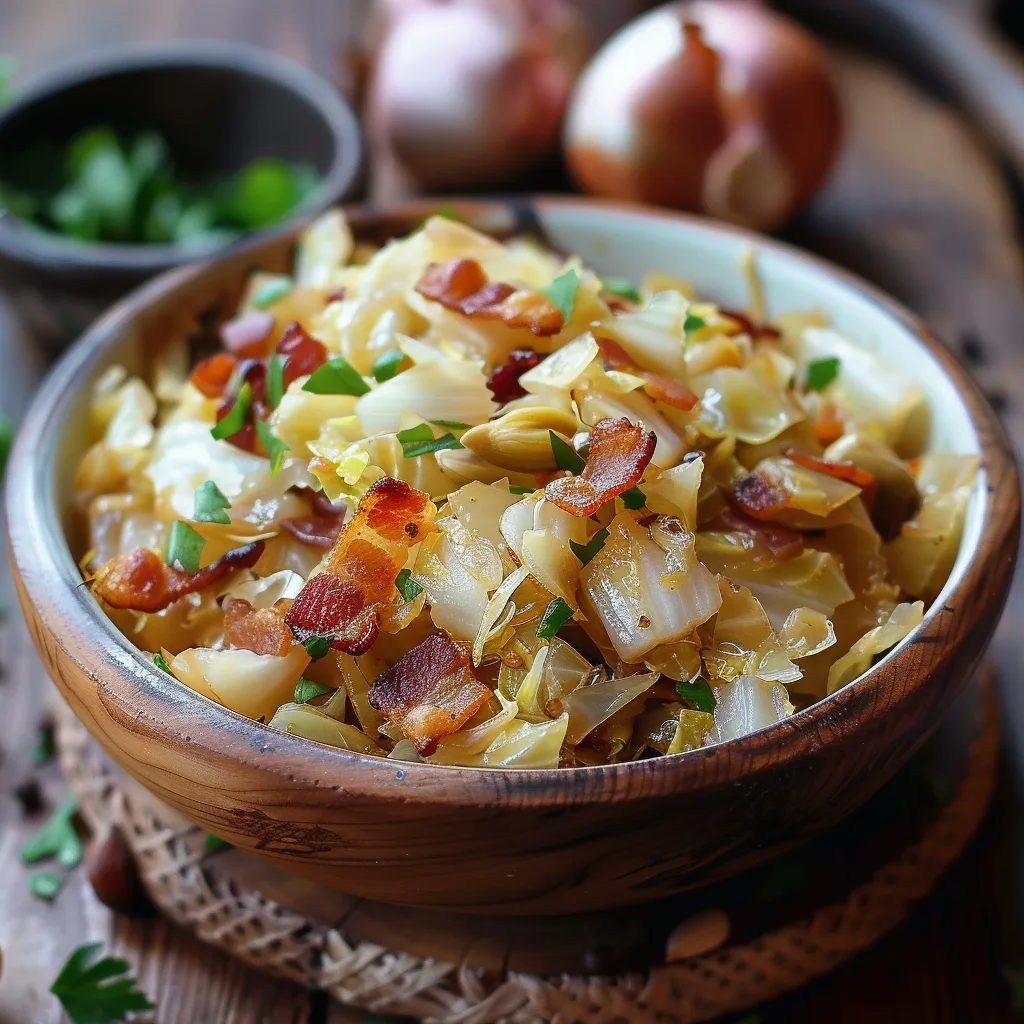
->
430, 419, 470, 430
165, 521, 205, 574
540, 269, 580, 325
683, 313, 706, 335
509, 484, 536, 495
31, 722, 55, 766
371, 348, 403, 383
20, 795, 82, 868
806, 356, 840, 392
153, 653, 172, 675
203, 834, 232, 854
569, 528, 609, 567
602, 277, 640, 302
31, 871, 63, 901
192, 480, 231, 524
252, 274, 293, 309
266, 352, 286, 409
0, 411, 13, 479
621, 485, 647, 510
50, 942, 155, 1024
396, 423, 462, 458
1003, 965, 1024, 1011
395, 568, 423, 603
255, 419, 288, 475
675, 676, 715, 715
537, 597, 573, 640
302, 635, 332, 660
210, 381, 251, 440
549, 431, 585, 474
302, 355, 370, 396
294, 677, 335, 704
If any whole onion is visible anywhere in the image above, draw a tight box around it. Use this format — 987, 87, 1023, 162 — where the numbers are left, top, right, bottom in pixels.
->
366, 0, 592, 192
564, 1, 842, 229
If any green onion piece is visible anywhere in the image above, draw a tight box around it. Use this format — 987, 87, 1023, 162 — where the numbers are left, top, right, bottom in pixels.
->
210, 381, 252, 440
396, 423, 463, 458
549, 431, 586, 474
20, 795, 82, 868
395, 568, 423, 602
203, 834, 232, 853
267, 352, 286, 409
537, 597, 574, 641
683, 313, 706, 335
252, 275, 293, 309
153, 653, 173, 675
569, 528, 609, 567
30, 871, 63, 901
303, 635, 332, 660
675, 676, 715, 714
165, 521, 205, 574
602, 277, 640, 302
293, 677, 335, 704
255, 419, 289, 476
508, 484, 536, 495
806, 356, 841, 392
540, 269, 580, 325
371, 348, 404, 383
193, 479, 231, 524
621, 485, 647, 510
0, 412, 13, 479
430, 419, 470, 430
302, 356, 370, 396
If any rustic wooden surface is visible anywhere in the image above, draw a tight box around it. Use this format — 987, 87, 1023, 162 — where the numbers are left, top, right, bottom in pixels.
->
1, 2, 1023, 1022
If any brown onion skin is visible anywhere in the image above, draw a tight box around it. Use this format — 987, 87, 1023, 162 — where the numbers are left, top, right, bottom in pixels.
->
564, 1, 842, 229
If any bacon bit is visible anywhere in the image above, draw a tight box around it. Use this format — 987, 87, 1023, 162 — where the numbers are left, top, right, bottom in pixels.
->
215, 359, 267, 453
276, 321, 328, 388
325, 286, 347, 305
545, 416, 656, 517
92, 542, 265, 613
224, 598, 293, 656
190, 353, 237, 399
486, 348, 541, 403
720, 307, 782, 340
367, 633, 492, 756
596, 337, 698, 411
786, 448, 877, 509
814, 401, 845, 447
718, 507, 804, 560
733, 466, 790, 520
284, 477, 435, 655
282, 490, 347, 549
416, 258, 564, 337
220, 311, 275, 358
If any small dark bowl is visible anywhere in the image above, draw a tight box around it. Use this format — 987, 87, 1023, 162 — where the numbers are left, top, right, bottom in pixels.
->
0, 41, 362, 347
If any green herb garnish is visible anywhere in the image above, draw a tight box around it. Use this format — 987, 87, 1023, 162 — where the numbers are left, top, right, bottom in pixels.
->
294, 678, 335, 704
203, 834, 232, 854
675, 676, 715, 715
371, 348, 404, 383
302, 356, 370, 396
20, 795, 82, 868
31, 871, 63, 901
210, 381, 251, 440
683, 313, 706, 335
430, 419, 470, 430
508, 484, 537, 495
252, 274, 293, 309
192, 480, 231, 525
806, 356, 840, 392
153, 653, 172, 675
266, 352, 286, 410
225, 158, 314, 230
537, 597, 574, 640
602, 277, 640, 302
621, 485, 647, 510
397, 423, 462, 458
540, 269, 580, 325
569, 528, 609, 567
395, 568, 423, 603
549, 431, 585, 474
50, 942, 155, 1024
0, 412, 13, 479
255, 419, 288, 475
165, 521, 205, 574
302, 635, 333, 660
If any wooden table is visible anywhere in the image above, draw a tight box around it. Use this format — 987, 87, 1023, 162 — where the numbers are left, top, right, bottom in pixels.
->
1, 3, 1023, 1021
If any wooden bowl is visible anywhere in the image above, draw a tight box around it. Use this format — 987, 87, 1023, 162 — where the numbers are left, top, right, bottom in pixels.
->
7, 198, 1019, 916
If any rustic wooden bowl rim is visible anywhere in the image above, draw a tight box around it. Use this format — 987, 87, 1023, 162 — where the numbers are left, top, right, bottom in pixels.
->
7, 196, 1019, 809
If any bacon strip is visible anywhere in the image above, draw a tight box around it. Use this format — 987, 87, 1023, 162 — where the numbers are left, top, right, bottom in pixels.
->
732, 464, 790, 520
367, 633, 492, 755
718, 507, 804, 560
596, 337, 698, 411
224, 598, 293, 656
545, 416, 656, 517
416, 258, 564, 337
92, 542, 265, 613
276, 321, 328, 388
785, 449, 877, 508
486, 348, 541, 403
284, 478, 435, 655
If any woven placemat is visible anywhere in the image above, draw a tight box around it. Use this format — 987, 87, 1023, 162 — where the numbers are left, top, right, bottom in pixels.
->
55, 670, 998, 1024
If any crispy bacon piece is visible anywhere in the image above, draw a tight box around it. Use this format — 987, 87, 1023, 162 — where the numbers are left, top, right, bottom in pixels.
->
220, 311, 275, 358
732, 466, 790, 520
545, 416, 656, 517
368, 633, 492, 755
282, 490, 347, 549
92, 542, 265, 613
486, 348, 542, 403
596, 337, 699, 412
416, 258, 564, 337
325, 286, 347, 305
224, 598, 293, 656
190, 353, 237, 399
720, 307, 782, 340
785, 449, 877, 509
284, 478, 435, 655
718, 507, 804, 560
276, 321, 328, 388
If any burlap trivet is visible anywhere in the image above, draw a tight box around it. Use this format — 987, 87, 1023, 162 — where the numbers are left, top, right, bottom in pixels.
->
55, 671, 998, 1024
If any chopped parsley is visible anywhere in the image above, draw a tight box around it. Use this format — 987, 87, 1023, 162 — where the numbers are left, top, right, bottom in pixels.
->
203, 834, 232, 854
508, 484, 537, 495
20, 795, 82, 868
621, 485, 647, 510
210, 381, 251, 440
266, 352, 286, 409
294, 678, 334, 704
675, 676, 715, 715
537, 597, 574, 640
371, 348, 403, 383
30, 871, 63, 901
549, 431, 585, 474
50, 943, 155, 1023
252, 274, 293, 309
302, 635, 333, 660
255, 419, 288, 475
192, 480, 231, 524
540, 269, 580, 325
602, 277, 640, 302
153, 652, 172, 675
806, 356, 840, 392
396, 422, 462, 458
683, 313, 706, 335
570, 528, 609, 567
165, 521, 205, 574
395, 568, 423, 602
302, 355, 370, 396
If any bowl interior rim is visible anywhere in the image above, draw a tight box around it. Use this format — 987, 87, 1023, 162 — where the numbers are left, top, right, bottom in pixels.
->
7, 195, 1019, 806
